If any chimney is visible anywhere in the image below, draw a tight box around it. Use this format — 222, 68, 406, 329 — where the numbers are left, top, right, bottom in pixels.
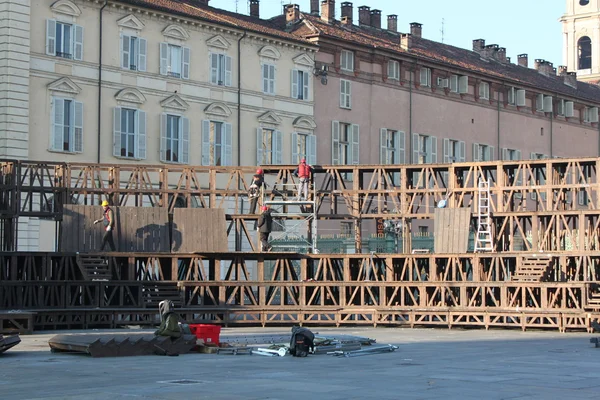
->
249, 0, 259, 18
321, 0, 334, 23
410, 22, 422, 38
286, 4, 300, 25
535, 59, 554, 76
400, 33, 412, 50
196, 0, 209, 5
481, 44, 499, 60
311, 0, 319, 15
558, 65, 568, 76
370, 9, 381, 28
341, 2, 353, 24
517, 54, 528, 67
497, 47, 507, 63
358, 6, 370, 26
472, 39, 485, 53
387, 14, 397, 32
564, 72, 578, 88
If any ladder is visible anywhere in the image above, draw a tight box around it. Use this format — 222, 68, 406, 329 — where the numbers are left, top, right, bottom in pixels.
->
474, 178, 493, 252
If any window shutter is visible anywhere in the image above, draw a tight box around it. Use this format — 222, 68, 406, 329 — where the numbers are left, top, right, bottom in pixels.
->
73, 25, 84, 61
274, 130, 282, 164
137, 110, 146, 159
530, 152, 537, 200
138, 38, 147, 72
201, 120, 210, 166
331, 121, 340, 165
291, 132, 298, 164
262, 65, 268, 93
270, 65, 276, 94
339, 80, 345, 107
73, 101, 83, 153
121, 34, 130, 69
160, 113, 167, 162
224, 123, 233, 166
308, 134, 317, 165
224, 55, 232, 86
347, 80, 352, 108
413, 133, 419, 164
182, 47, 190, 80
180, 117, 189, 164
429, 136, 437, 163
508, 87, 515, 104
52, 98, 64, 151
515, 150, 521, 160
291, 69, 299, 99
302, 71, 309, 101
256, 128, 264, 164
458, 76, 468, 94
443, 138, 450, 163
543, 96, 553, 113
450, 75, 458, 92
488, 146, 495, 161
565, 101, 574, 117
351, 124, 360, 164
516, 89, 526, 106
160, 42, 168, 75
113, 107, 121, 157
536, 94, 544, 111
46, 20, 56, 56
558, 100, 565, 115
420, 68, 428, 86
397, 131, 405, 164
380, 128, 387, 163
591, 107, 599, 123
459, 141, 466, 162
472, 143, 480, 162
501, 148, 508, 161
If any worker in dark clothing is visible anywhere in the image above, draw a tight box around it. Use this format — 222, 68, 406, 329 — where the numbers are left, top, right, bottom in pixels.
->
289, 326, 315, 357
94, 200, 116, 251
257, 205, 273, 252
249, 169, 265, 214
294, 158, 314, 201
155, 300, 182, 339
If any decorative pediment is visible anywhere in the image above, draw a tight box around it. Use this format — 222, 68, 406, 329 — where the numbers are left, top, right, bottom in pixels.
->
293, 53, 314, 68
162, 24, 190, 41
48, 77, 81, 95
117, 14, 145, 31
205, 102, 232, 118
160, 94, 189, 111
258, 111, 283, 126
50, 0, 81, 17
259, 46, 281, 60
206, 35, 231, 50
293, 116, 317, 130
115, 88, 146, 105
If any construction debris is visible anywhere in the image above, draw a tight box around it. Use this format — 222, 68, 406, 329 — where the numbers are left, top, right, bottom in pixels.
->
328, 344, 399, 358
0, 334, 21, 354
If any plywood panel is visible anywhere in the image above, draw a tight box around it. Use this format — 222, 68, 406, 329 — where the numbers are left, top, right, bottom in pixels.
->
434, 208, 472, 254
172, 208, 228, 253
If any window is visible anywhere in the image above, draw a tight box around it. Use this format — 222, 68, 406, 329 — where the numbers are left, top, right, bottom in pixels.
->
388, 60, 400, 80
473, 143, 495, 162
291, 69, 309, 100
113, 107, 147, 159
420, 68, 431, 87
418, 226, 429, 234
508, 87, 526, 106
508, 87, 516, 105
160, 43, 190, 79
583, 107, 599, 123
262, 64, 275, 95
502, 148, 520, 161
208, 53, 231, 86
380, 129, 405, 164
256, 128, 282, 165
502, 148, 522, 197
121, 35, 147, 71
479, 82, 490, 100
557, 99, 565, 116
292, 132, 317, 164
332, 121, 359, 166
340, 79, 351, 109
535, 94, 553, 112
413, 134, 437, 164
340, 50, 354, 71
578, 36, 592, 70
160, 114, 189, 163
340, 221, 352, 235
46, 20, 83, 60
202, 120, 232, 166
50, 97, 83, 153
450, 75, 458, 93
443, 139, 465, 163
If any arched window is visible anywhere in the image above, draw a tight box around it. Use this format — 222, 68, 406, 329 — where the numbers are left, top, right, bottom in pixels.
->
580, 0, 590, 5
578, 36, 592, 69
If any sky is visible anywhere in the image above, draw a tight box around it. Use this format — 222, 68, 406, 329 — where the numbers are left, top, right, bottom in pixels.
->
218, 0, 566, 68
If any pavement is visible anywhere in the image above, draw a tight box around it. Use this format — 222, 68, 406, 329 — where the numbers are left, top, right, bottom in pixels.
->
1, 327, 600, 400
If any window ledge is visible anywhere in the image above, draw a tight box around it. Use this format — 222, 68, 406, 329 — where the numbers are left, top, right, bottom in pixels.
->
114, 155, 144, 162
161, 160, 188, 165
47, 149, 79, 155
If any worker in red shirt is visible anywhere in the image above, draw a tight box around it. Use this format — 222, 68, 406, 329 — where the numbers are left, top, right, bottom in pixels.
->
249, 168, 264, 214
294, 158, 313, 201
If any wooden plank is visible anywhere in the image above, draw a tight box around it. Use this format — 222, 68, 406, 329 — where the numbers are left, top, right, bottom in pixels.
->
172, 208, 227, 253
434, 208, 471, 254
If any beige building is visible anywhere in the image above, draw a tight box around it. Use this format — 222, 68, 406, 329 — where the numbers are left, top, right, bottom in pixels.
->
561, 0, 600, 83
2, 0, 318, 250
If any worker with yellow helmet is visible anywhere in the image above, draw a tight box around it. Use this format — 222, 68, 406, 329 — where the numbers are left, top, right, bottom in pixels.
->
93, 200, 116, 251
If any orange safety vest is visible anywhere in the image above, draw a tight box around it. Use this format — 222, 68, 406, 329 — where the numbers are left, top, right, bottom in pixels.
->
298, 163, 310, 178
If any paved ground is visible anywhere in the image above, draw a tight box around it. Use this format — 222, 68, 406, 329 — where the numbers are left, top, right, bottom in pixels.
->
1, 327, 600, 399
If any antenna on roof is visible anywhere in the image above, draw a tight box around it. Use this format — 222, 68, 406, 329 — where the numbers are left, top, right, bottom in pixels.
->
440, 18, 445, 43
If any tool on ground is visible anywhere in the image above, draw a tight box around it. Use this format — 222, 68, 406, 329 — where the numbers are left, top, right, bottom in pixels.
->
327, 344, 399, 358
252, 347, 287, 357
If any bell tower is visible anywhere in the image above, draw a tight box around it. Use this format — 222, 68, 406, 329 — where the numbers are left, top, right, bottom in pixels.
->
560, 0, 600, 82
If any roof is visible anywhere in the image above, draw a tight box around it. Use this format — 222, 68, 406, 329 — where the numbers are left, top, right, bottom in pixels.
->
117, 0, 314, 47
279, 13, 600, 103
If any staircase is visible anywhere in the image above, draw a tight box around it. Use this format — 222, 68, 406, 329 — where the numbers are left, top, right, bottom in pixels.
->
76, 255, 111, 281
141, 282, 182, 308
511, 256, 552, 282
474, 178, 494, 252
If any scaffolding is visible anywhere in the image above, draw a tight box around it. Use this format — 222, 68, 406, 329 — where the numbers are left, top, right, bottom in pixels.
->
474, 178, 493, 252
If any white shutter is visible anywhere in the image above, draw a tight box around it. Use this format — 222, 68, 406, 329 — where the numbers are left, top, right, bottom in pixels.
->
347, 80, 352, 108
113, 107, 122, 157
479, 82, 489, 99
351, 124, 360, 164
262, 65, 268, 93
459, 141, 466, 162
121, 35, 130, 69
420, 68, 430, 86
291, 69, 299, 99
558, 100, 565, 115
339, 80, 345, 107
137, 110, 146, 159
450, 75, 458, 92
332, 121, 340, 165
380, 128, 387, 163
515, 150, 521, 160
590, 107, 599, 123
429, 136, 437, 163
160, 113, 167, 162
508, 87, 515, 104
270, 65, 276, 94
181, 117, 189, 164
536, 94, 544, 111
274, 130, 282, 164
413, 133, 419, 164
501, 148, 508, 161
303, 71, 309, 101
224, 55, 232, 86
443, 138, 450, 163
46, 20, 56, 56
516, 89, 526, 106
73, 101, 83, 153
210, 53, 218, 84
52, 98, 64, 151
397, 131, 405, 164
256, 128, 263, 164
458, 76, 468, 94
291, 132, 298, 164
73, 25, 84, 61
182, 47, 190, 80
543, 96, 553, 113
160, 42, 168, 75
565, 101, 574, 117
488, 146, 495, 161
202, 120, 210, 166
138, 38, 147, 72
473, 143, 480, 162
308, 134, 317, 165
224, 123, 233, 166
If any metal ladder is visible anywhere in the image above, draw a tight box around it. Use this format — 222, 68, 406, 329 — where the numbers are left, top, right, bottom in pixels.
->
474, 178, 493, 252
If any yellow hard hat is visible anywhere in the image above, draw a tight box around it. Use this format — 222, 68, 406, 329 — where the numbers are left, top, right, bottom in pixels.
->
101, 200, 109, 206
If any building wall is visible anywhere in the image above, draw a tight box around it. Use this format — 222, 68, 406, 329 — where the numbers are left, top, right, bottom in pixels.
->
561, 0, 600, 82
